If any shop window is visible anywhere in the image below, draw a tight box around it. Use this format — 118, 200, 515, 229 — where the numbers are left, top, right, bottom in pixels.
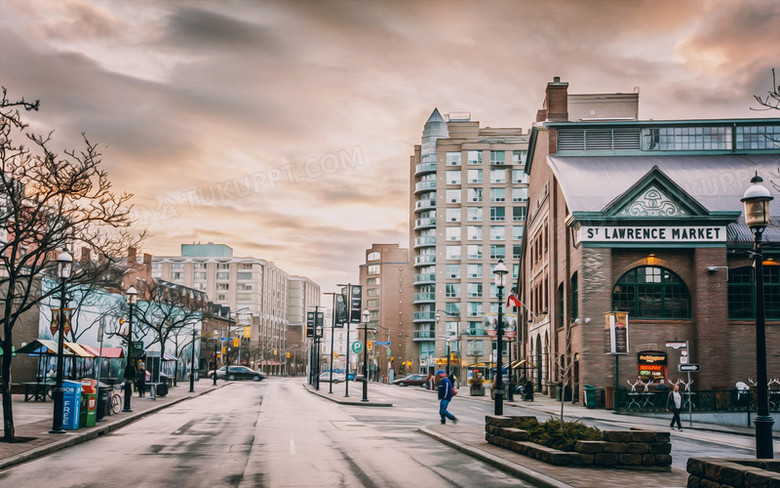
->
611, 266, 690, 318
728, 265, 780, 319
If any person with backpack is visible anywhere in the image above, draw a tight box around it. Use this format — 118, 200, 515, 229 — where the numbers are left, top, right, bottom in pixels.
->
436, 369, 458, 425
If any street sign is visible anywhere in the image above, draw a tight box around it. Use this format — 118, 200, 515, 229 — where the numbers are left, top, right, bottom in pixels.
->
678, 364, 700, 372
666, 341, 688, 349
374, 341, 391, 345
351, 341, 363, 354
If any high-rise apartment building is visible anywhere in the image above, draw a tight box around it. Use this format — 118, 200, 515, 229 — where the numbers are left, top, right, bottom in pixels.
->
409, 110, 529, 379
152, 243, 320, 373
358, 244, 414, 379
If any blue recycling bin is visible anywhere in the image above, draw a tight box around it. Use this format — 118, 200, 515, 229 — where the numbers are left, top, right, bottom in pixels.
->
62, 380, 82, 430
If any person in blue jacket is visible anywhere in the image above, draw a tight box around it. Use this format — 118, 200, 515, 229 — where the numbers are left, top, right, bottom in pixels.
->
436, 369, 458, 425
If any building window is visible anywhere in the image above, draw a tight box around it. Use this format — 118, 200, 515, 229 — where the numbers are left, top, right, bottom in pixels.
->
446, 208, 461, 222
467, 263, 483, 278
194, 262, 208, 270
490, 188, 506, 202
490, 207, 505, 222
512, 188, 528, 202
446, 152, 462, 166
467, 207, 483, 222
446, 189, 461, 204
446, 246, 462, 260
571, 273, 579, 321
367, 288, 379, 297
512, 245, 522, 260
367, 277, 380, 285
216, 272, 230, 281
513, 207, 526, 221
512, 150, 527, 165
239, 263, 253, 270
446, 302, 461, 316
466, 245, 482, 259
512, 170, 528, 184
171, 272, 183, 280
728, 266, 780, 319
171, 262, 184, 271
467, 150, 482, 165
367, 299, 380, 308
490, 169, 506, 184
611, 266, 690, 318
446, 170, 461, 185
446, 227, 461, 241
467, 188, 483, 202
490, 245, 505, 259
446, 264, 461, 279
512, 226, 524, 240
238, 283, 253, 291
194, 272, 207, 280
490, 150, 505, 165
217, 283, 230, 291
467, 283, 482, 298
467, 226, 483, 240
367, 252, 380, 261
217, 263, 230, 270
467, 302, 483, 317
237, 272, 252, 280
490, 226, 506, 241
445, 283, 460, 298
367, 264, 380, 275
467, 169, 483, 183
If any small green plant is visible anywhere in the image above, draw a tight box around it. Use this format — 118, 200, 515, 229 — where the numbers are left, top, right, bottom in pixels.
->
526, 418, 601, 452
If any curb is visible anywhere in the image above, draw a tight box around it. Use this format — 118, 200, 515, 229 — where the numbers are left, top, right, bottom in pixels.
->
418, 426, 573, 488
0, 385, 221, 471
303, 384, 393, 407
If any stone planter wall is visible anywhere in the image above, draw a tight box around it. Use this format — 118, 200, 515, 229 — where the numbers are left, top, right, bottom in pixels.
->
686, 458, 780, 487
485, 415, 672, 471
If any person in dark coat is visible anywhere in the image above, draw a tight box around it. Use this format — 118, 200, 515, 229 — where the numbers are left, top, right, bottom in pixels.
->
666, 384, 686, 431
136, 362, 147, 398
436, 369, 458, 424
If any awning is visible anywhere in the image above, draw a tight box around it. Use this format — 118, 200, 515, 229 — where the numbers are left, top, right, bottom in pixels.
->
16, 339, 75, 356
65, 342, 95, 358
80, 345, 125, 358
258, 359, 282, 366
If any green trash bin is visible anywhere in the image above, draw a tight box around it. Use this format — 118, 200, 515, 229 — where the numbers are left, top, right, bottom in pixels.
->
583, 384, 597, 409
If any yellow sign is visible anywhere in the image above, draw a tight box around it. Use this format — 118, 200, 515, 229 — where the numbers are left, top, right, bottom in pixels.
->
243, 326, 250, 338
286, 352, 291, 358
233, 337, 239, 347
222, 346, 226, 355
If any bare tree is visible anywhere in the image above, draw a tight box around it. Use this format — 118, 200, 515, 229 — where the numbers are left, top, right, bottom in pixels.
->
753, 68, 780, 111
0, 88, 140, 441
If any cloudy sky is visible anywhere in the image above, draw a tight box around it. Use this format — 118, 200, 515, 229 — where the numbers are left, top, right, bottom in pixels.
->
1, 0, 779, 293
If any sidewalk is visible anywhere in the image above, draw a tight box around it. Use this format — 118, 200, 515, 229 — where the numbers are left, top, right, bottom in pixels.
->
0, 380, 220, 471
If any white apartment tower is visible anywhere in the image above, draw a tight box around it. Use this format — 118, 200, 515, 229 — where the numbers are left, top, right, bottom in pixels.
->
409, 110, 529, 376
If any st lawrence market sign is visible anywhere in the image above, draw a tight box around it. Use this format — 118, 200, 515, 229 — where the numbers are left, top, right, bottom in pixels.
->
579, 225, 726, 244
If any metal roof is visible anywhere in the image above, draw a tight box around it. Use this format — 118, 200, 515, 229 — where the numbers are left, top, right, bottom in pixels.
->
548, 154, 780, 217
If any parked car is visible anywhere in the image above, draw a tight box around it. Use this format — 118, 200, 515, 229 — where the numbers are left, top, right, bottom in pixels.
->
209, 366, 266, 382
391, 374, 428, 387
319, 371, 346, 383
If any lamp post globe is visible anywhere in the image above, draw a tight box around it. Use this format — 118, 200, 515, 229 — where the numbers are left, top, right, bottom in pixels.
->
50, 249, 72, 434
741, 172, 775, 459
122, 285, 138, 413
492, 259, 509, 416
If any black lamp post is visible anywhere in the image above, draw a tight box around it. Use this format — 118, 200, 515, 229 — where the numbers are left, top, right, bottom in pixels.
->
741, 172, 776, 459
493, 259, 509, 415
50, 249, 72, 434
189, 327, 199, 393
122, 285, 138, 413
212, 330, 218, 386
361, 309, 370, 402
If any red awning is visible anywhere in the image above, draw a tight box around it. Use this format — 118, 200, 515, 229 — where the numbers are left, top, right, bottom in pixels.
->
81, 345, 125, 358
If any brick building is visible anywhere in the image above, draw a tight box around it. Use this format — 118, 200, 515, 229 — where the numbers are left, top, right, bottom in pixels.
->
519, 77, 780, 404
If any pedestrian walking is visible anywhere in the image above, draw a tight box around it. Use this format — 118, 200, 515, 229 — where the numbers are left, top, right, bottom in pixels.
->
436, 369, 458, 425
666, 384, 685, 431
136, 362, 147, 398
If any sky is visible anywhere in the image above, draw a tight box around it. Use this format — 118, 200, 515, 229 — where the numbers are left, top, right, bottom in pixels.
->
1, 0, 779, 293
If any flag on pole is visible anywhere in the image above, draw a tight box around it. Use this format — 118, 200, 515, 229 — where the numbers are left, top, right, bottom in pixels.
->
506, 292, 522, 310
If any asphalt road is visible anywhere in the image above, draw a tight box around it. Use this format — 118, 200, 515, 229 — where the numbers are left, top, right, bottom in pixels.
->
0, 378, 533, 488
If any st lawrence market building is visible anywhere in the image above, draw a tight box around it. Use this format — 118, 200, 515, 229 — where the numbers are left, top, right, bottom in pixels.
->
518, 77, 780, 407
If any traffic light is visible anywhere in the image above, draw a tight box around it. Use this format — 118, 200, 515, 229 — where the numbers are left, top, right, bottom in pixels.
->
286, 352, 290, 358
233, 337, 239, 347
367, 340, 373, 351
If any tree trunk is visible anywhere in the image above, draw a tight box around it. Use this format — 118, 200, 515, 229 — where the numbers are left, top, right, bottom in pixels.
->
2, 347, 16, 442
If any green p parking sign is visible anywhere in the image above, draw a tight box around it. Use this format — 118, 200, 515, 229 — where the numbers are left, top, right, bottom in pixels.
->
351, 341, 363, 354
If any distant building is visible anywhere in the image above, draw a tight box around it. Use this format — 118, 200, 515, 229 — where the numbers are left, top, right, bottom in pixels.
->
152, 243, 320, 374
409, 110, 529, 379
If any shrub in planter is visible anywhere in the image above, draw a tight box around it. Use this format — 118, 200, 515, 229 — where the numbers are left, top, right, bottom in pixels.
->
526, 418, 602, 452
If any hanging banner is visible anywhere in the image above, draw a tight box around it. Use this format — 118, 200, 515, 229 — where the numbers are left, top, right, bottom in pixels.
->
604, 311, 629, 354
50, 308, 73, 336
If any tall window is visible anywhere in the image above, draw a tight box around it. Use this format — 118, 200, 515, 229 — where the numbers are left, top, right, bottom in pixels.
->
446, 171, 461, 185
728, 266, 780, 319
467, 150, 482, 165
490, 169, 507, 184
467, 169, 483, 183
446, 189, 461, 204
467, 188, 483, 202
611, 266, 690, 318
490, 150, 505, 165
490, 188, 506, 202
571, 273, 579, 321
445, 283, 461, 298
467, 207, 483, 222
490, 207, 505, 222
446, 152, 461, 166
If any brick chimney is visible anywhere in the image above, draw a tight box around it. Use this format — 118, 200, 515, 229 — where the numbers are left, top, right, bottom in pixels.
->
540, 76, 569, 122
127, 247, 137, 266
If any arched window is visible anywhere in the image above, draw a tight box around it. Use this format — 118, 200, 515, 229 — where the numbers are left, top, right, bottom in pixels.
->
611, 266, 690, 319
728, 265, 780, 320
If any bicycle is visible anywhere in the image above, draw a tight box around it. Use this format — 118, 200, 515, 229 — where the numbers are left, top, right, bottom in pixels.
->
109, 384, 123, 414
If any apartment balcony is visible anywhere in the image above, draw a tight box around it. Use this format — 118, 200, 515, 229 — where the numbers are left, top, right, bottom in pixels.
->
414, 236, 436, 249
414, 217, 436, 230
413, 273, 436, 285
414, 162, 438, 175
413, 311, 436, 322
413, 330, 435, 341
413, 292, 435, 304
414, 198, 436, 212
414, 255, 435, 267
414, 181, 437, 193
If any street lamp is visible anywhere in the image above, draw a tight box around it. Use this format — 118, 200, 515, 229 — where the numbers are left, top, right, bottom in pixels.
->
50, 249, 72, 434
492, 259, 509, 415
122, 285, 138, 413
741, 172, 775, 459
212, 330, 219, 386
189, 327, 199, 393
361, 308, 370, 402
